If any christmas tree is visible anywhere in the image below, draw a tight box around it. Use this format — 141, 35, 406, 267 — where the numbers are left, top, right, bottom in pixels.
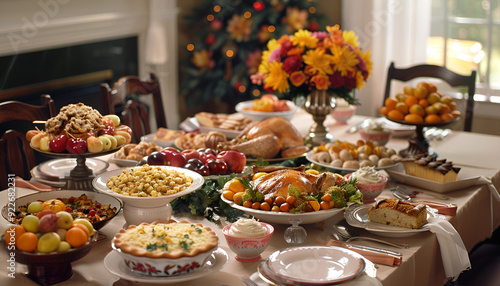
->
179, 0, 327, 114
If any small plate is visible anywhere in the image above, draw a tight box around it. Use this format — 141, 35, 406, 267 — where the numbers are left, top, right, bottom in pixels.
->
38, 158, 109, 180
235, 100, 298, 121
140, 133, 176, 148
220, 195, 344, 225
199, 126, 241, 139
30, 167, 66, 187
385, 165, 481, 193
104, 248, 228, 284
266, 246, 365, 285
108, 157, 141, 167
306, 150, 400, 173
369, 118, 415, 137
344, 204, 433, 238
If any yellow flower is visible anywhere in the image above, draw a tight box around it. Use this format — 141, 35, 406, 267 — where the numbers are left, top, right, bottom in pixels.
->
343, 30, 360, 48
191, 49, 211, 69
291, 29, 318, 49
355, 71, 366, 90
360, 49, 373, 75
226, 14, 253, 42
264, 61, 290, 93
303, 48, 334, 75
330, 45, 359, 76
285, 7, 308, 33
258, 39, 281, 73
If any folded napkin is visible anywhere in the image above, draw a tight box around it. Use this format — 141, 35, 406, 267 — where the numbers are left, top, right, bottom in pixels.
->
427, 216, 471, 281
478, 175, 500, 202
317, 239, 401, 266
15, 176, 59, 192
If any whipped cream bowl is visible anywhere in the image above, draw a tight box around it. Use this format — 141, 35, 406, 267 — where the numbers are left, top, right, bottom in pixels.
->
222, 218, 274, 262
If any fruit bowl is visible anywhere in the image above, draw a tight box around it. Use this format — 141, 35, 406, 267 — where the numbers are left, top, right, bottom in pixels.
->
235, 100, 298, 121
2, 190, 122, 231
2, 233, 97, 285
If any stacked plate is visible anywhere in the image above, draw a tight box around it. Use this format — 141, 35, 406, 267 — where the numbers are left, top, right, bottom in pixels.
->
258, 246, 367, 285
31, 158, 109, 187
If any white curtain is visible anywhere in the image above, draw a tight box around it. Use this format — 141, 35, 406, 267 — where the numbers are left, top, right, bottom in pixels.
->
342, 0, 431, 116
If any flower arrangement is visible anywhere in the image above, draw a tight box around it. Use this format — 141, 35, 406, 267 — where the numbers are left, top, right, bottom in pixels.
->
251, 25, 372, 105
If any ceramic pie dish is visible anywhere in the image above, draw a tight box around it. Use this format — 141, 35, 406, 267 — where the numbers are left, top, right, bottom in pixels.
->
112, 219, 219, 277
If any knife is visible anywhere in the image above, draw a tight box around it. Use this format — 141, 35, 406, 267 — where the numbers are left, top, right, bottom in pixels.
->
346, 244, 402, 257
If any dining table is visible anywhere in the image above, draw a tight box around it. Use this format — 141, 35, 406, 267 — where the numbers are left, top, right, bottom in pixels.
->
1, 108, 500, 286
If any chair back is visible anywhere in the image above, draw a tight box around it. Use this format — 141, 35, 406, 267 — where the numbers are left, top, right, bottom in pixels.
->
384, 62, 476, 131
100, 73, 166, 143
0, 94, 56, 189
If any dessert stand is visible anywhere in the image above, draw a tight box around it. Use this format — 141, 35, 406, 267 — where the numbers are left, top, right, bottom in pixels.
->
385, 117, 459, 157
32, 146, 121, 191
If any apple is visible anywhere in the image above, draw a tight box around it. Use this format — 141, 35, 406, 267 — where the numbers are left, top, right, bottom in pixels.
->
160, 149, 187, 167
87, 135, 104, 153
37, 232, 61, 253
56, 228, 67, 241
100, 126, 115, 136
49, 134, 68, 153
37, 209, 56, 219
104, 114, 121, 127
103, 134, 118, 149
21, 215, 40, 233
261, 94, 279, 102
114, 134, 126, 146
114, 130, 132, 144
27, 201, 43, 214
74, 218, 95, 236
26, 130, 41, 142
273, 100, 291, 112
56, 211, 74, 230
147, 151, 167, 165
216, 150, 247, 173
66, 137, 87, 154
101, 116, 115, 129
115, 125, 132, 135
206, 158, 229, 175
57, 241, 71, 252
181, 149, 200, 161
39, 136, 51, 151
39, 213, 60, 233
99, 135, 112, 151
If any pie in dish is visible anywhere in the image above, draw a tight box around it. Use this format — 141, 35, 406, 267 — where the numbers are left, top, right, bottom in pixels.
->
112, 219, 219, 276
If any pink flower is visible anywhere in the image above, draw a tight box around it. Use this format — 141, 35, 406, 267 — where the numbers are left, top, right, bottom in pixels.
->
269, 47, 282, 63
282, 55, 303, 73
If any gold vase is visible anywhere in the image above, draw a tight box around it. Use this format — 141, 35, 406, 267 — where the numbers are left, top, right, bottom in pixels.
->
304, 89, 336, 145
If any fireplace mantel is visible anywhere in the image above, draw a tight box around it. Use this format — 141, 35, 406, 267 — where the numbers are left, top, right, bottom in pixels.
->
0, 0, 180, 128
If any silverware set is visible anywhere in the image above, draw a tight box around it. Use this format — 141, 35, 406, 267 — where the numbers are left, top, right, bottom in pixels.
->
424, 127, 451, 141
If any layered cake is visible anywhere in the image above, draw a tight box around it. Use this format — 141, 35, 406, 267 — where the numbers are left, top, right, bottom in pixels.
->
368, 199, 427, 229
400, 153, 460, 183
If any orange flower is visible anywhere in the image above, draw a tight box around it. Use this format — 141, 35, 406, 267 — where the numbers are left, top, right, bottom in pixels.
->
311, 74, 330, 90
290, 71, 307, 87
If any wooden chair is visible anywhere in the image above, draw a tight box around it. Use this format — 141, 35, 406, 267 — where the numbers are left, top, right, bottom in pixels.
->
384, 62, 477, 132
100, 73, 166, 143
0, 94, 57, 189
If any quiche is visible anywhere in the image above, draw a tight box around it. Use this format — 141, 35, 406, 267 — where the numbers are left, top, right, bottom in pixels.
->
112, 219, 218, 259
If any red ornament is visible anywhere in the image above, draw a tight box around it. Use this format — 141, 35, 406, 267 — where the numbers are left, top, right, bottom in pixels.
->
205, 34, 216, 45
308, 21, 320, 32
253, 1, 265, 12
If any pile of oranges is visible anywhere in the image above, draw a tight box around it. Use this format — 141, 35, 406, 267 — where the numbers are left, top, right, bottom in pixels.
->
380, 82, 461, 124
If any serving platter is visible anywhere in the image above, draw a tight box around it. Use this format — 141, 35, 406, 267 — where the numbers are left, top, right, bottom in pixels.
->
306, 150, 401, 173
235, 100, 298, 121
220, 196, 344, 225
344, 204, 435, 238
385, 166, 481, 193
38, 158, 109, 180
104, 248, 228, 284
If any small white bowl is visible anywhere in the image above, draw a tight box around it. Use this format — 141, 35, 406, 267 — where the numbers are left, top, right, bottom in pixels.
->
359, 127, 392, 146
235, 100, 297, 121
332, 105, 357, 124
345, 173, 388, 204
222, 222, 274, 262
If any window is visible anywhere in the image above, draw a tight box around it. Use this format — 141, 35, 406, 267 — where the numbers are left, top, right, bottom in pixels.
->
428, 0, 500, 102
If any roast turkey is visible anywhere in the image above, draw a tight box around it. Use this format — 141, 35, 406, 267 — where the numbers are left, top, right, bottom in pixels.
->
219, 117, 309, 158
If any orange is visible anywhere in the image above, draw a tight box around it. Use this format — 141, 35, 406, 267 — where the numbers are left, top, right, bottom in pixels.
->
404, 95, 418, 107
451, 110, 462, 118
395, 102, 409, 114
441, 113, 455, 122
424, 114, 442, 124
427, 92, 441, 105
232, 192, 244, 205
384, 97, 398, 111
379, 106, 388, 116
440, 104, 451, 115
418, 99, 429, 108
72, 223, 90, 240
413, 86, 428, 99
387, 109, 405, 121
404, 113, 424, 124
17, 232, 38, 252
403, 86, 415, 95
409, 104, 425, 117
4, 225, 25, 246
222, 190, 235, 201
448, 101, 457, 111
427, 83, 437, 93
224, 179, 246, 193
66, 227, 88, 248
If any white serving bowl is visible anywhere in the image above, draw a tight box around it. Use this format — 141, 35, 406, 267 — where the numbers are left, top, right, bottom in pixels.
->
235, 100, 298, 121
332, 105, 357, 124
345, 173, 388, 204
222, 222, 274, 262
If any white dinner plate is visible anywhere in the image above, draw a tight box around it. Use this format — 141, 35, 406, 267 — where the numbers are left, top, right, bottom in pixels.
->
344, 204, 434, 238
266, 246, 365, 285
370, 117, 415, 137
104, 248, 228, 284
306, 150, 401, 173
38, 158, 109, 180
385, 164, 481, 193
108, 157, 141, 167
92, 166, 204, 208
235, 100, 298, 121
220, 195, 344, 225
30, 167, 66, 187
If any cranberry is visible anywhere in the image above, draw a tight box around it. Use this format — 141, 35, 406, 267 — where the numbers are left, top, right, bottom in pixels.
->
88, 210, 96, 217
